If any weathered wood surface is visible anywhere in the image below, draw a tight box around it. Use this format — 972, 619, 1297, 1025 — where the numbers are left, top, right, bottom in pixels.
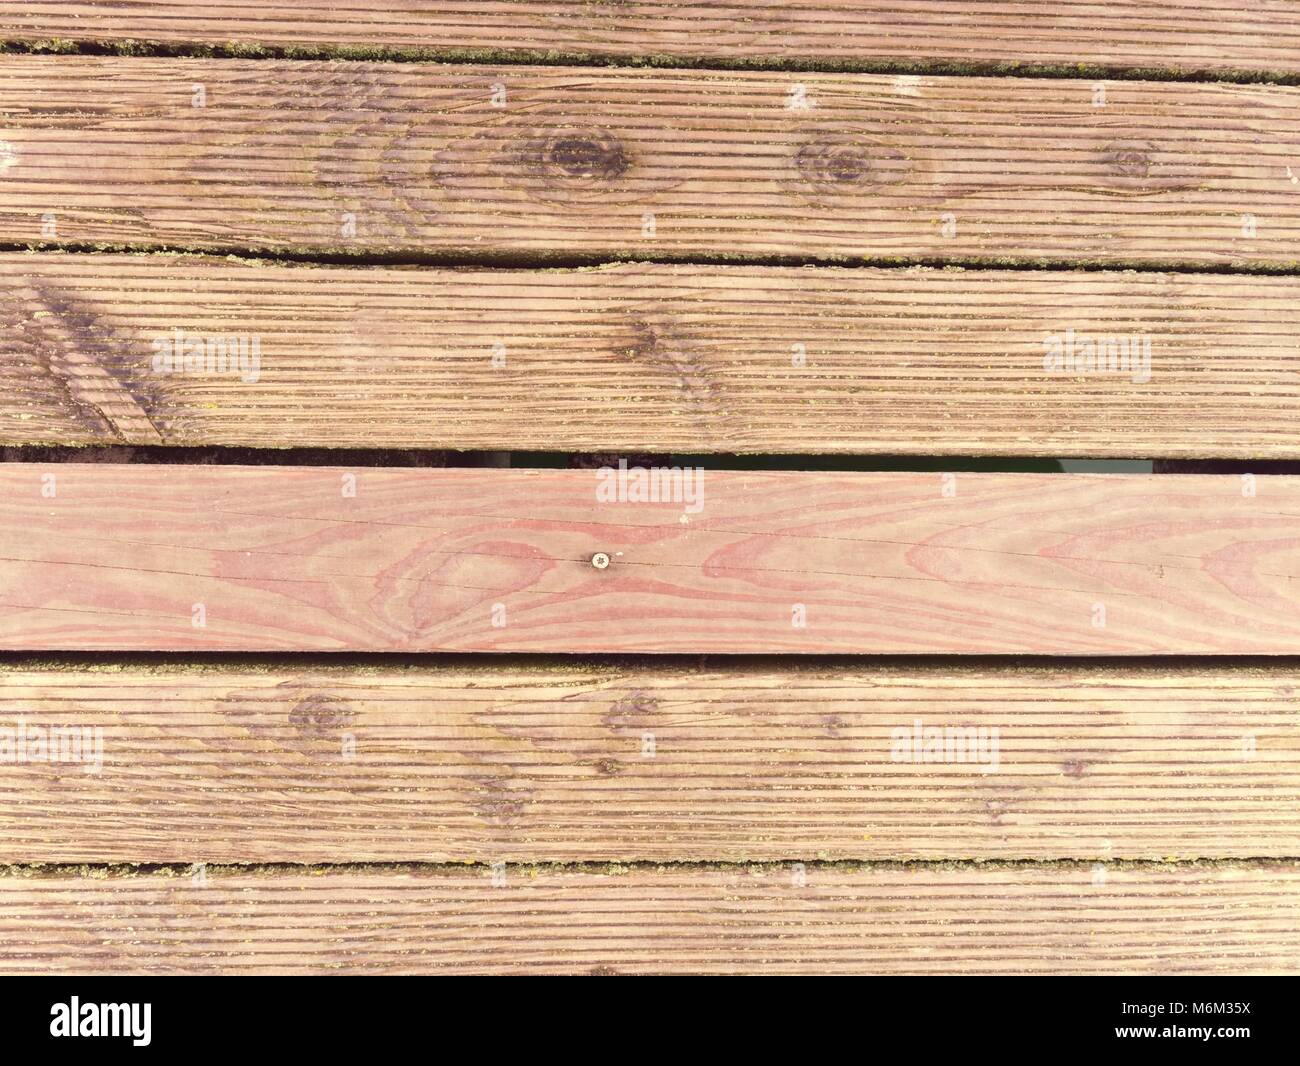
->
4, 59, 1300, 265
2, 2, 1298, 76
2, 862, 1296, 974
1, 663, 1297, 863
2, 465, 1299, 653
5, 254, 1300, 457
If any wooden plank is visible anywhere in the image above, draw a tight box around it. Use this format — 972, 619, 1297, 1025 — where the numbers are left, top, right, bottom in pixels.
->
6, 254, 1300, 457
3, 2, 1299, 77
1, 663, 1297, 863
2, 465, 1300, 653
3, 58, 1300, 266
1, 862, 1296, 974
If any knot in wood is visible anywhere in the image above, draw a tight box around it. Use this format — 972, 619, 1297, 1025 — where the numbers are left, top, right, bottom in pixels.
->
1106, 143, 1153, 179
288, 692, 356, 737
796, 140, 872, 186
789, 132, 911, 205
544, 133, 630, 181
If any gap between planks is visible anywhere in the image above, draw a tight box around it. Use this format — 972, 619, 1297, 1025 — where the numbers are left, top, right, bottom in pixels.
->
4, 58, 1300, 265
1, 861, 1297, 974
5, 255, 1300, 457
3, 1, 1300, 78
0, 662, 1298, 863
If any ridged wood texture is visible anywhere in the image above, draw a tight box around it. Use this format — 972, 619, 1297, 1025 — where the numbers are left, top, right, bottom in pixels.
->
3, 59, 1300, 265
3, 1, 1298, 75
4, 255, 1300, 456
2, 863, 1297, 974
0, 664, 1296, 863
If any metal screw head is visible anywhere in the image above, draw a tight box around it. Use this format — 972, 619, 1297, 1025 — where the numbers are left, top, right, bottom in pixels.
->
591, 552, 611, 569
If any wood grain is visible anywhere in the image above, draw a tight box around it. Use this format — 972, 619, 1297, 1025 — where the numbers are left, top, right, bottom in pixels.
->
4, 58, 1300, 265
1, 663, 1297, 863
2, 862, 1296, 974
3, 2, 1299, 76
6, 254, 1300, 457
2, 465, 1300, 653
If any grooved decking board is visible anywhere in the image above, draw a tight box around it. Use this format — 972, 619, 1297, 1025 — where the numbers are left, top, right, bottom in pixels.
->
6, 254, 1300, 456
3, 465, 1300, 653
1, 863, 1296, 974
1, 664, 1298, 863
4, 59, 1300, 265
3, 2, 1300, 77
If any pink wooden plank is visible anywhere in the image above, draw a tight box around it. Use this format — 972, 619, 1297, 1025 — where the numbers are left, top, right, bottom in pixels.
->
1, 464, 1297, 653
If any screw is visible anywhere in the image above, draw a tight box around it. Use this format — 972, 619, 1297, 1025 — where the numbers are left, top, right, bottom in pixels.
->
591, 552, 611, 569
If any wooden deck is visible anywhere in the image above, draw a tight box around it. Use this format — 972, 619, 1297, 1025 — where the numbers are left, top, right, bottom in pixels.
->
2, 2, 1299, 976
